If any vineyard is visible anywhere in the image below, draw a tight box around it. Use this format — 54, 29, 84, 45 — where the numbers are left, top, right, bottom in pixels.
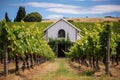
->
66, 22, 120, 74
0, 19, 55, 76
0, 19, 120, 79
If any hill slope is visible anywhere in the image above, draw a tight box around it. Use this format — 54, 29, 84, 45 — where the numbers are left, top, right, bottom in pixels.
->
4, 21, 120, 34
42, 18, 120, 22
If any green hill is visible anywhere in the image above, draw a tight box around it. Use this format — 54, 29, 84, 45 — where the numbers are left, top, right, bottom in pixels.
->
5, 22, 120, 34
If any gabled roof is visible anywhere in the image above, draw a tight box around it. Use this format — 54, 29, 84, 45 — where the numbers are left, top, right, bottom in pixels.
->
43, 18, 80, 32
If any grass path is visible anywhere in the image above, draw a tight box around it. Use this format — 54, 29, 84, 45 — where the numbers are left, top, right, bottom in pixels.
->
1, 58, 119, 80
35, 58, 80, 80
23, 58, 97, 80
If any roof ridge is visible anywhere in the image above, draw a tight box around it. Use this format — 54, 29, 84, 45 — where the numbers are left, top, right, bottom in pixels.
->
43, 18, 80, 32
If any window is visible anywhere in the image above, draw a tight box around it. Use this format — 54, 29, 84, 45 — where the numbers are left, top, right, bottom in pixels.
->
58, 29, 65, 38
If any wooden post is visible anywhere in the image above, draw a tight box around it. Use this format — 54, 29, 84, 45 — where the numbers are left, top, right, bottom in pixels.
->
106, 24, 110, 75
3, 40, 8, 76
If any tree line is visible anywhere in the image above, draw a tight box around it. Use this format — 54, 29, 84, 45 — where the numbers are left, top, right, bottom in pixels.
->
5, 6, 42, 22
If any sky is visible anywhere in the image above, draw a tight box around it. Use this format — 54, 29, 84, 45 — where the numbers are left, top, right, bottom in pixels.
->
0, 0, 120, 21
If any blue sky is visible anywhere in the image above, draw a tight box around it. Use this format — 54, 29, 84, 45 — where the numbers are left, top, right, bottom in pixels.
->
0, 0, 120, 21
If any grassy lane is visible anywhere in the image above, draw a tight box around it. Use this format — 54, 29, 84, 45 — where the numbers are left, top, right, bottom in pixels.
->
34, 58, 80, 80
34, 58, 118, 80
33, 58, 94, 80
0, 58, 119, 80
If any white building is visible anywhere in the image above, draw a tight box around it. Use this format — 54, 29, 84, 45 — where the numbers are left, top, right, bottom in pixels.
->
43, 18, 80, 57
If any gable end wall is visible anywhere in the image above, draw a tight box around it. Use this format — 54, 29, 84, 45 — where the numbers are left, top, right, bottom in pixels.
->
47, 20, 77, 42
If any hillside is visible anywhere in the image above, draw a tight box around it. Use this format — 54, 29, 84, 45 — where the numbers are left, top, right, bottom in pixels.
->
4, 20, 120, 34
42, 18, 120, 22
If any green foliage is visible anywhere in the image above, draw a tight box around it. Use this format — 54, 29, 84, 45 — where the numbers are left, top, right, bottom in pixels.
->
14, 6, 26, 22
48, 38, 72, 55
0, 21, 120, 59
0, 19, 8, 41
0, 19, 8, 58
0, 20, 55, 60
23, 12, 42, 22
66, 22, 120, 62
71, 22, 120, 34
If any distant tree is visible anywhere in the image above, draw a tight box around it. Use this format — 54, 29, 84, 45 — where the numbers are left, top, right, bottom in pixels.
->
14, 6, 26, 22
23, 12, 42, 22
5, 12, 11, 22
104, 16, 113, 18
86, 16, 88, 18
67, 20, 73, 22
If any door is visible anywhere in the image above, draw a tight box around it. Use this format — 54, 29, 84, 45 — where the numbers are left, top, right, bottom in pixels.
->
58, 44, 65, 57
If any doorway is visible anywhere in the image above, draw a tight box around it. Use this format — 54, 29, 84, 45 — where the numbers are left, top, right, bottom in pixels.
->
58, 44, 65, 57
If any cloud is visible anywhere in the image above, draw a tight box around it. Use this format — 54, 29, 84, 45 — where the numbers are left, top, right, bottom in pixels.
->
74, 0, 85, 1
46, 8, 80, 14
12, 2, 120, 15
46, 14, 63, 19
26, 2, 79, 8
46, 5, 120, 14
90, 5, 120, 14
74, 0, 110, 1
91, 0, 110, 2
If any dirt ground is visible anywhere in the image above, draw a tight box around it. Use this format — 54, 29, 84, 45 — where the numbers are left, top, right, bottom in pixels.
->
70, 61, 120, 79
0, 58, 120, 80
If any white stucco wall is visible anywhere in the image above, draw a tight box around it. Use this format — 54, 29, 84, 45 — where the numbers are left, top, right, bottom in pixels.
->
46, 20, 78, 42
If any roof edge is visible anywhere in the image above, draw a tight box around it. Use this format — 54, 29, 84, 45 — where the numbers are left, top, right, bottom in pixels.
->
43, 18, 80, 32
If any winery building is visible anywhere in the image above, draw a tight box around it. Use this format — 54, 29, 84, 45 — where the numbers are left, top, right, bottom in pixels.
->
43, 18, 80, 57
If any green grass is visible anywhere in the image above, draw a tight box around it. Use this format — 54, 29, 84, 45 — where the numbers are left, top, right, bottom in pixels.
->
6, 22, 52, 32
33, 58, 116, 80
53, 58, 80, 79
34, 58, 80, 80
81, 71, 95, 76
